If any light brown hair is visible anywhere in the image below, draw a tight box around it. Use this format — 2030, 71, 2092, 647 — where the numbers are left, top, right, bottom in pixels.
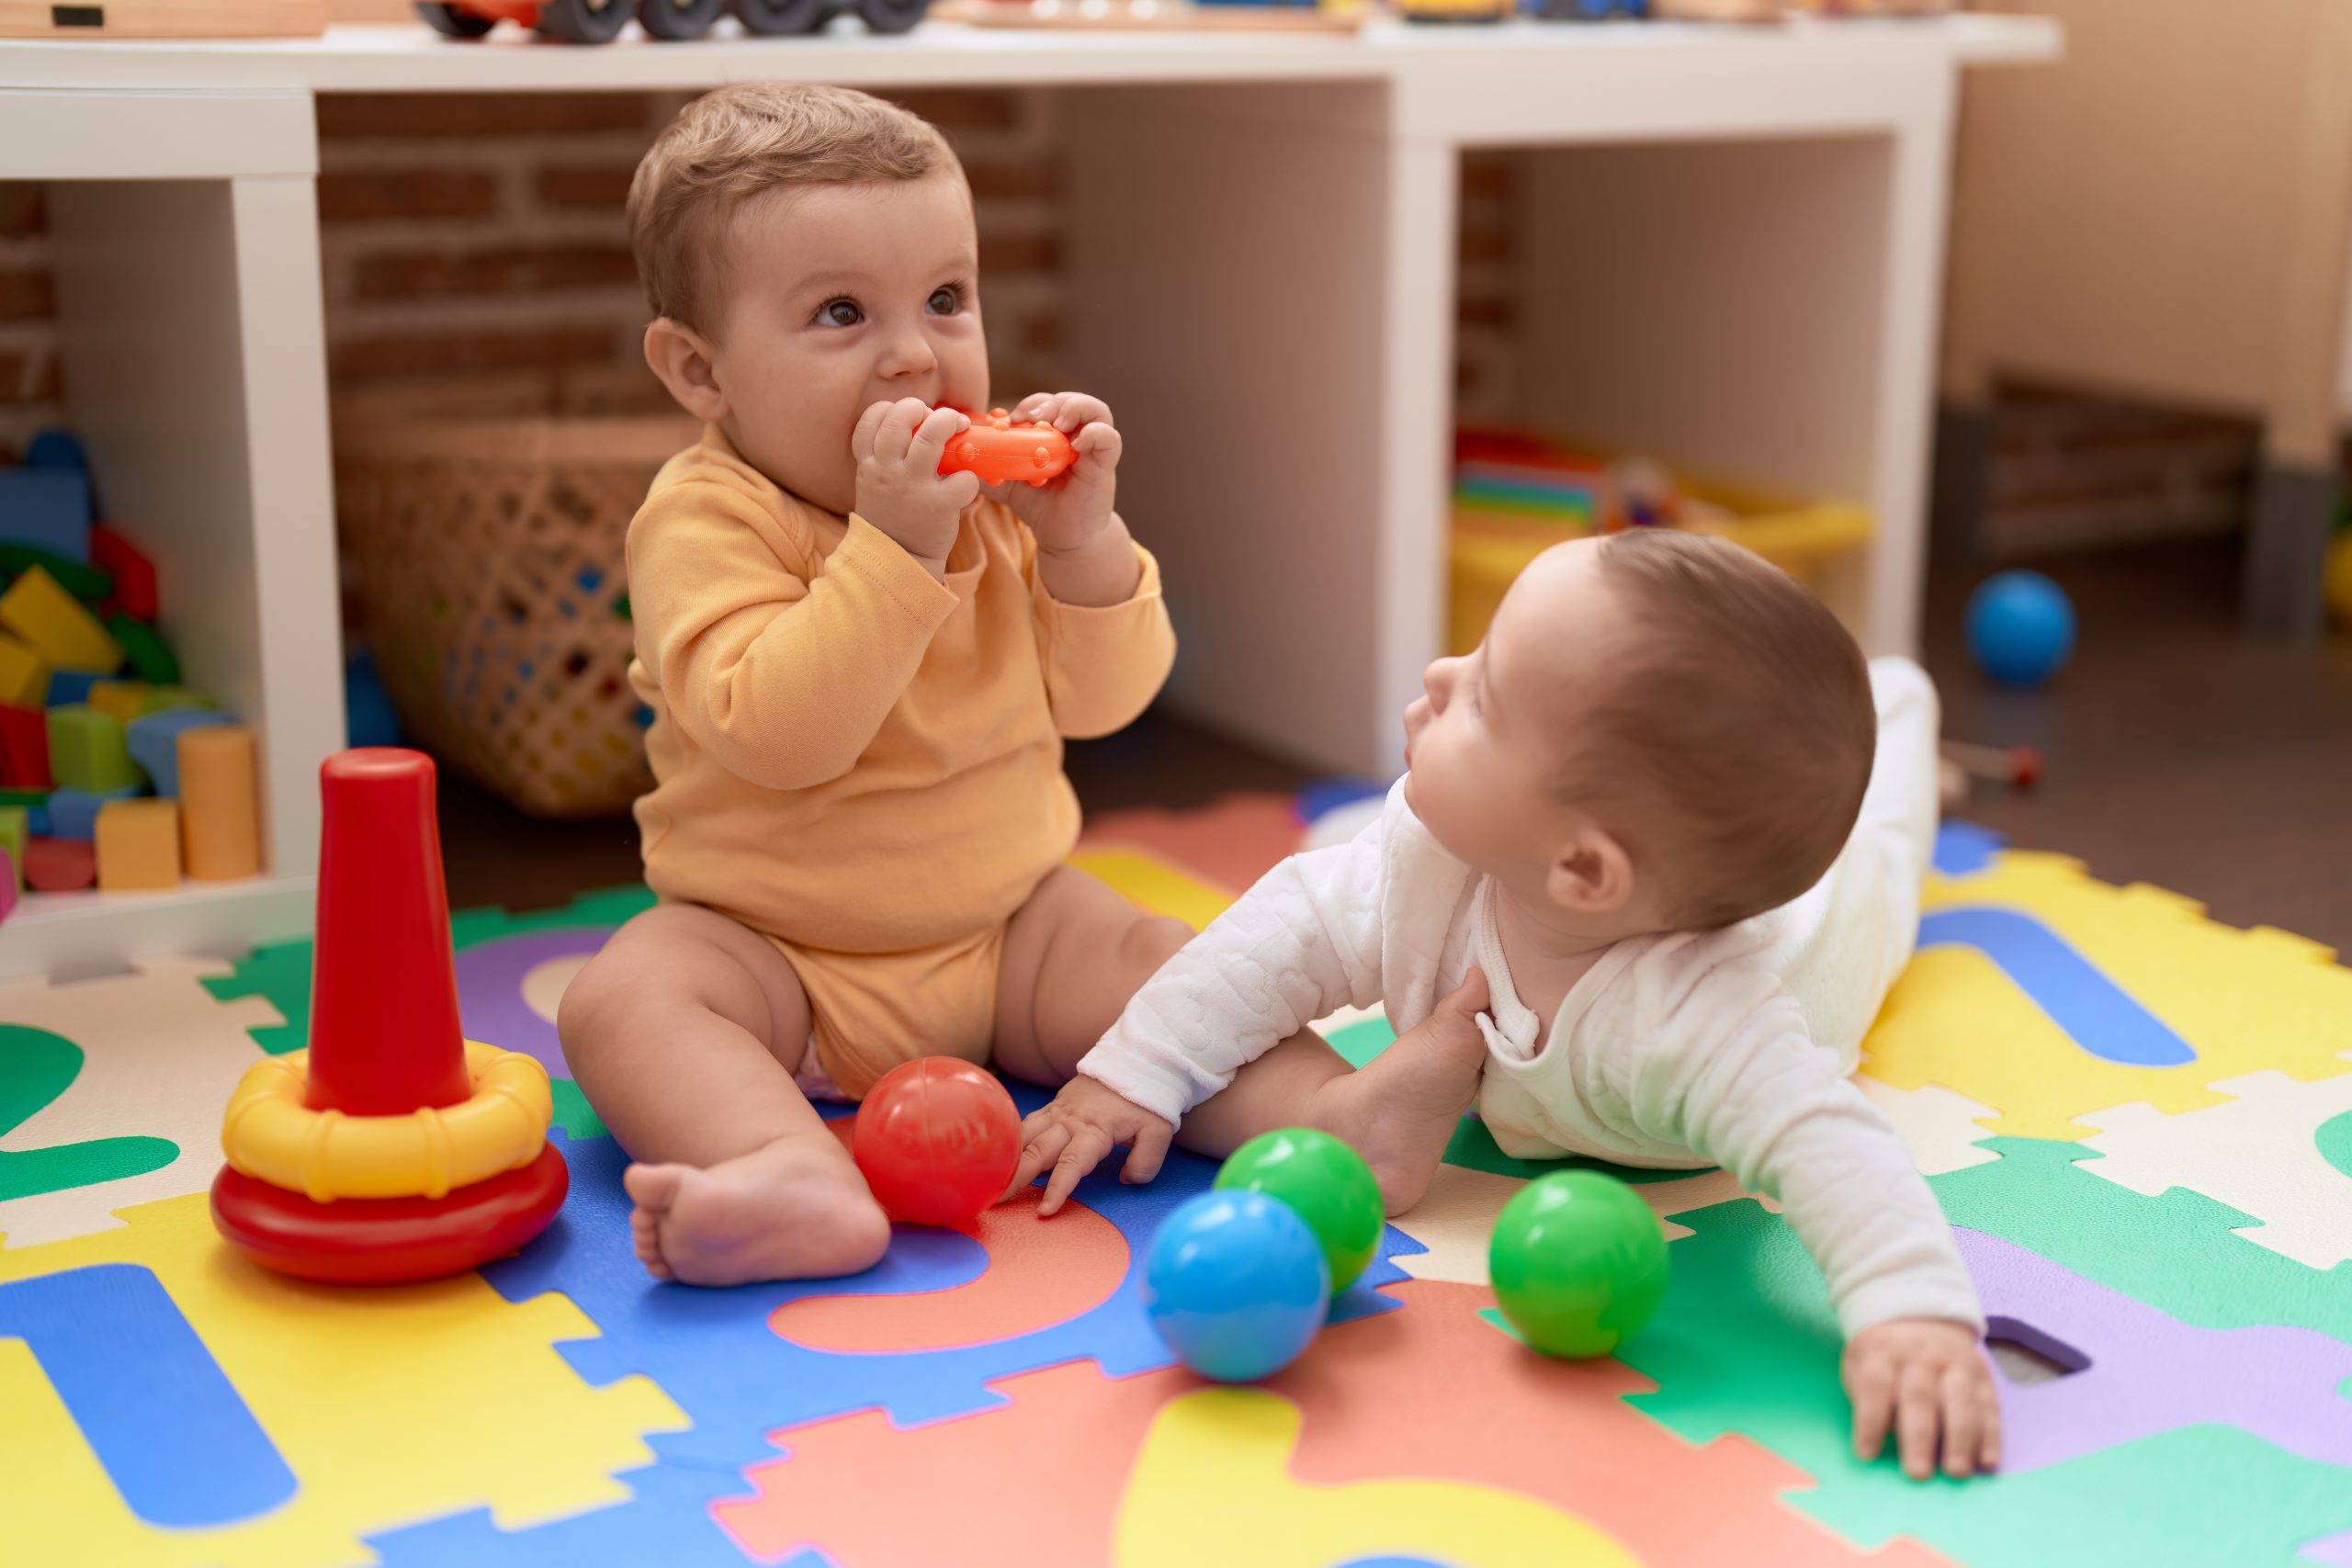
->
627, 84, 960, 333
1582, 529, 1875, 929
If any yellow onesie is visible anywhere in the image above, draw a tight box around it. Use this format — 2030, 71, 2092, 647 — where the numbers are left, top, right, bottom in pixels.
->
625, 426, 1177, 1097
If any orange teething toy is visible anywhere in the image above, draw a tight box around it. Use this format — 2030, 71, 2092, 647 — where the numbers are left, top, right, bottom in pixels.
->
938, 409, 1076, 487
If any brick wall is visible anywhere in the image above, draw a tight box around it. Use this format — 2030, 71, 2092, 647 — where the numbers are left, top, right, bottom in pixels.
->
0, 96, 1508, 454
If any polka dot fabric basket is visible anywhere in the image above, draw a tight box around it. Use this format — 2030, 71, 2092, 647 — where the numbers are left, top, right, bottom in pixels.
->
334, 375, 697, 818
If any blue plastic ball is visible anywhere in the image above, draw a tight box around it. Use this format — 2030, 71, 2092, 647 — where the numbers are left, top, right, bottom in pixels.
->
1965, 570, 2075, 688
1144, 1190, 1331, 1382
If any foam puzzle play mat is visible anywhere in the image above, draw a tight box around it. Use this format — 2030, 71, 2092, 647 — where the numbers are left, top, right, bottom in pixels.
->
6, 790, 2352, 1568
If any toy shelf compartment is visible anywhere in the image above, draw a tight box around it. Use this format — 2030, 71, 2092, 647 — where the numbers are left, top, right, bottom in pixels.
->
0, 95, 341, 978
1448, 445, 1872, 655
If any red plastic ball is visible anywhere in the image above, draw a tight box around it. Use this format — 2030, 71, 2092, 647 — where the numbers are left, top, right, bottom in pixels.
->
852, 1058, 1022, 1229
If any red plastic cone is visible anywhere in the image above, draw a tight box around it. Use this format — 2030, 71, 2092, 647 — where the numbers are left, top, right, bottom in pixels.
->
301, 748, 473, 1115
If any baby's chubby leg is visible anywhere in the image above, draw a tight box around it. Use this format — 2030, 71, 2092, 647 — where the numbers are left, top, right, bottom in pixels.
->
558, 905, 888, 1286
991, 863, 1195, 1088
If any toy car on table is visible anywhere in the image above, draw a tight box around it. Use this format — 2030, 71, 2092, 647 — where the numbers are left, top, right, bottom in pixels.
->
416, 0, 929, 42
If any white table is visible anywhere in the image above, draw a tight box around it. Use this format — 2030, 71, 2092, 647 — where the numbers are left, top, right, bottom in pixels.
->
0, 15, 2056, 977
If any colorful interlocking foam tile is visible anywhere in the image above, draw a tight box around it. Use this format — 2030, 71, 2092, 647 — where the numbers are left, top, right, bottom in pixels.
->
4, 795, 2351, 1568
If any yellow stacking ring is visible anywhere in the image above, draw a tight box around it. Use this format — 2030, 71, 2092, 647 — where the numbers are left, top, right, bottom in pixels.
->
220, 1042, 554, 1203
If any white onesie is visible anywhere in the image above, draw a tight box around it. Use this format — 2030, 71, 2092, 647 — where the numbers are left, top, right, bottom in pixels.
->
1080, 657, 1980, 1338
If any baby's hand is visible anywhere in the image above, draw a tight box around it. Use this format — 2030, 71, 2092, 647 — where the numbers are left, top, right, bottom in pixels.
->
1001, 1073, 1171, 1217
1844, 1317, 2001, 1480
854, 398, 978, 573
994, 391, 1121, 556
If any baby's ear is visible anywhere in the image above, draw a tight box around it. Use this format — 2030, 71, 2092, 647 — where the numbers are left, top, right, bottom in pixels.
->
1545, 824, 1635, 918
644, 318, 727, 423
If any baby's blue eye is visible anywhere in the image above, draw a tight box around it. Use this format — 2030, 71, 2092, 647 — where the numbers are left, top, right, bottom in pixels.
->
819, 299, 863, 328
927, 287, 961, 315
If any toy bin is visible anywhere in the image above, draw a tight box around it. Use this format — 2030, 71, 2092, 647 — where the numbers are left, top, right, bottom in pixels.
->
1447, 454, 1871, 657
333, 375, 695, 818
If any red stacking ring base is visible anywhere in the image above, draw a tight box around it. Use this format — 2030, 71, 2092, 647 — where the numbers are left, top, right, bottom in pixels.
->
209, 1144, 571, 1284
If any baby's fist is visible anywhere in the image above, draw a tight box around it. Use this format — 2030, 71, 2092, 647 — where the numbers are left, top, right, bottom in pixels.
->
854, 398, 977, 571
1844, 1317, 2000, 1480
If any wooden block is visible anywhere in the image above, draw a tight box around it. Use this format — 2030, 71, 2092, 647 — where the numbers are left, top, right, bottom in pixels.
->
25, 836, 95, 893
0, 543, 113, 605
0, 805, 22, 890
127, 705, 228, 797
179, 724, 259, 881
0, 704, 50, 790
96, 799, 179, 891
0, 468, 92, 562
0, 567, 122, 675
0, 0, 326, 34
90, 525, 157, 622
107, 616, 179, 686
48, 784, 140, 841
90, 681, 150, 726
0, 633, 48, 710
141, 687, 212, 716
47, 705, 143, 794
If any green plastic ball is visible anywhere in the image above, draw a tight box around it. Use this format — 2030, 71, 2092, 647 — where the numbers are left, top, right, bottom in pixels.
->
1488, 1170, 1668, 1358
1213, 1127, 1385, 1292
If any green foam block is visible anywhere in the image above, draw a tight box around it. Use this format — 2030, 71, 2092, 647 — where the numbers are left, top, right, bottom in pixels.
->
46, 705, 144, 794
107, 616, 179, 687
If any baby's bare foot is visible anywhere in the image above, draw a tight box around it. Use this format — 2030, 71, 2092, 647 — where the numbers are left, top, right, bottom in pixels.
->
1313, 971, 1493, 1215
622, 1132, 891, 1287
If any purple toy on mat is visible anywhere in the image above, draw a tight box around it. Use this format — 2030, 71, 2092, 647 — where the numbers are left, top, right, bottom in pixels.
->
1959, 1227, 2352, 1474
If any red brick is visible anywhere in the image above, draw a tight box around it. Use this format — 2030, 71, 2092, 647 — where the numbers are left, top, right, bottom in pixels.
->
962, 157, 1058, 202
1020, 314, 1062, 355
537, 164, 638, 211
319, 168, 500, 223
885, 89, 1022, 130
1458, 227, 1510, 266
0, 183, 44, 240
978, 231, 1057, 274
330, 325, 621, 381
0, 269, 54, 322
319, 92, 655, 140
351, 243, 639, 300
1461, 155, 1514, 200
1457, 295, 1515, 330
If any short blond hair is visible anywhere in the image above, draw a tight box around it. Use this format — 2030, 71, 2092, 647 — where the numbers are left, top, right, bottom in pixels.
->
1581, 530, 1875, 930
628, 84, 959, 333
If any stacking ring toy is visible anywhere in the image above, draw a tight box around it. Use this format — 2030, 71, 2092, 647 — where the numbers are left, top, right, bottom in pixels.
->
221, 1041, 553, 1203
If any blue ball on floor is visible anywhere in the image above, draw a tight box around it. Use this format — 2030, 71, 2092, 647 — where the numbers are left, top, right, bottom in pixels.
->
1966, 570, 2075, 688
1144, 1190, 1331, 1382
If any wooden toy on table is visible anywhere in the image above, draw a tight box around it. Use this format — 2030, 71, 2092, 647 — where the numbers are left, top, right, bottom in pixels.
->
210, 750, 569, 1283
95, 799, 180, 891
0, 635, 48, 711
937, 410, 1078, 488
179, 724, 260, 881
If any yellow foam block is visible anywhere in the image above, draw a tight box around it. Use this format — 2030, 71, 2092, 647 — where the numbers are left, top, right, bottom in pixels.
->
94, 799, 180, 891
88, 682, 151, 727
1067, 848, 1234, 932
1119, 1389, 1640, 1568
0, 1193, 687, 1568
1861, 848, 2352, 1141
0, 632, 49, 709
0, 566, 122, 675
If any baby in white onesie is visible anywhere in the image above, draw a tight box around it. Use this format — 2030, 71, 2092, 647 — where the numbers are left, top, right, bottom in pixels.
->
1010, 530, 1998, 1482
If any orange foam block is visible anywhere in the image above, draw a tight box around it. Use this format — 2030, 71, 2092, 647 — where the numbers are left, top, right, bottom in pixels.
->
96, 798, 180, 890
179, 724, 259, 880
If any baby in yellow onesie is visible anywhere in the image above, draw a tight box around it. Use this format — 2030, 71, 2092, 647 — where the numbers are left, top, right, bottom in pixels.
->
558, 84, 1189, 1285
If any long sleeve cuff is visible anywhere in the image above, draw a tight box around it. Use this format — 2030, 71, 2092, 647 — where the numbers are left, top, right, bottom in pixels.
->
1075, 1034, 1203, 1127
1837, 1264, 1988, 1340
1033, 545, 1177, 739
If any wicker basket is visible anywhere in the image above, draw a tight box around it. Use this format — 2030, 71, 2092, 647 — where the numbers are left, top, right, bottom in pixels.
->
334, 374, 697, 818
